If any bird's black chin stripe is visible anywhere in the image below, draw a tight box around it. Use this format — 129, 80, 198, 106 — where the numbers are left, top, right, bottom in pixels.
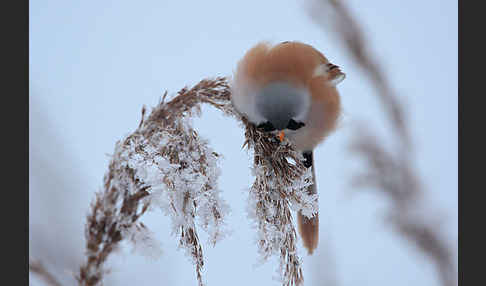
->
257, 121, 276, 132
287, 119, 305, 130
302, 151, 313, 168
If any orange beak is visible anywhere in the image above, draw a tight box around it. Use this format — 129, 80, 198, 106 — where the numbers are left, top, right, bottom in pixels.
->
278, 130, 285, 142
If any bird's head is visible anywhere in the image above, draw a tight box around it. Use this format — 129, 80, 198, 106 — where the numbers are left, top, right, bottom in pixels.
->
254, 81, 309, 142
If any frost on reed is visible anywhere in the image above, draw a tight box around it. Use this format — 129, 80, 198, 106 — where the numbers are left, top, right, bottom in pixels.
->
309, 1, 457, 286
77, 78, 232, 286
76, 77, 314, 286
243, 118, 316, 286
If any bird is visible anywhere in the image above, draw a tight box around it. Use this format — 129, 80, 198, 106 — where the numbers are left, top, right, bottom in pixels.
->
230, 41, 345, 255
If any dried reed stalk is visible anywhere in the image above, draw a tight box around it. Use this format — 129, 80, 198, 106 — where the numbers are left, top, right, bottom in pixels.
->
76, 77, 315, 286
309, 1, 457, 286
30, 259, 62, 286
77, 78, 232, 286
243, 117, 316, 286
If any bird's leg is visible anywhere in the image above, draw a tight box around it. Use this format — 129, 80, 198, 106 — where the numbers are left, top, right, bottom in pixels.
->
302, 151, 313, 168
298, 150, 319, 254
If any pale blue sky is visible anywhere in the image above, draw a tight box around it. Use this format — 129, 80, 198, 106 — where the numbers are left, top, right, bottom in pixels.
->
30, 1, 457, 285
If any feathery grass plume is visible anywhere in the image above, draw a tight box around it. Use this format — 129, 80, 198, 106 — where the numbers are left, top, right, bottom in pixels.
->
309, 1, 457, 286
78, 77, 313, 286
78, 78, 233, 286
243, 117, 316, 286
30, 258, 62, 286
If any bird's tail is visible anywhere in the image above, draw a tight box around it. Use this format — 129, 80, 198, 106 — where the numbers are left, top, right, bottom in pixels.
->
298, 151, 319, 255
298, 209, 319, 255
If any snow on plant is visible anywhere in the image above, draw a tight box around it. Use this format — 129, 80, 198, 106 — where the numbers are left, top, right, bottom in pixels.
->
76, 77, 314, 286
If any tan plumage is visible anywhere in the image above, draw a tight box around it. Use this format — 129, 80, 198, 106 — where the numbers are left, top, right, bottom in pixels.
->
231, 41, 345, 254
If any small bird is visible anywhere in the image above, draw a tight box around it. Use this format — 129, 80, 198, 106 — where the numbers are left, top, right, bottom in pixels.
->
230, 41, 345, 254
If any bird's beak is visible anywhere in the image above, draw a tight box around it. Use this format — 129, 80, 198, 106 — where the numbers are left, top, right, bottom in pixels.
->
329, 71, 346, 86
278, 130, 285, 142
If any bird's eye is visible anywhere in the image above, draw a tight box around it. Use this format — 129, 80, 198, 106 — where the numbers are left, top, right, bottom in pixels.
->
287, 119, 305, 130
257, 121, 276, 132
326, 63, 340, 71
